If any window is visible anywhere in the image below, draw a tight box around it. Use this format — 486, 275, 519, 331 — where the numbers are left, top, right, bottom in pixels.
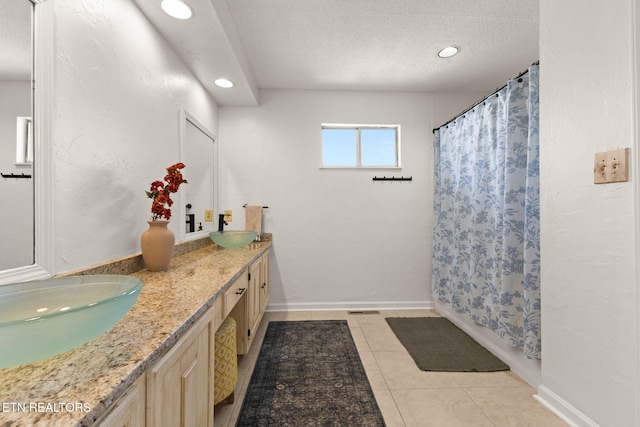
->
321, 124, 400, 168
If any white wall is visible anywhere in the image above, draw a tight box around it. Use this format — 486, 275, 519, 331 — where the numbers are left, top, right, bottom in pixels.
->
539, 0, 639, 425
50, 0, 219, 274
218, 89, 481, 311
0, 81, 32, 270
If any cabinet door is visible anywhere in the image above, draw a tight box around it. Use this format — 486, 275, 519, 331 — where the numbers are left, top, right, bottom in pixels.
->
247, 259, 262, 344
147, 308, 214, 427
259, 249, 270, 312
98, 374, 146, 427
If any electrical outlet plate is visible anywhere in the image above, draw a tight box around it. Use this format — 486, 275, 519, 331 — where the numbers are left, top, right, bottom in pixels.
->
594, 148, 629, 184
224, 209, 232, 222
204, 210, 214, 222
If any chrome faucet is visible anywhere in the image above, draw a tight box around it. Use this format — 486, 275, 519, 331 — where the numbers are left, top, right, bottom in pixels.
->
218, 214, 228, 232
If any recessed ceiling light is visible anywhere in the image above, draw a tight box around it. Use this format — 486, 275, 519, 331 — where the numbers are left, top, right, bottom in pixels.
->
161, 0, 192, 20
438, 46, 460, 58
214, 78, 234, 88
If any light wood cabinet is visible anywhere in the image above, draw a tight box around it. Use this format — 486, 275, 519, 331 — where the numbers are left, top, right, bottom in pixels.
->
147, 307, 215, 427
98, 247, 271, 426
247, 259, 261, 349
259, 249, 270, 313
248, 248, 270, 350
101, 308, 215, 427
229, 249, 270, 355
97, 374, 146, 427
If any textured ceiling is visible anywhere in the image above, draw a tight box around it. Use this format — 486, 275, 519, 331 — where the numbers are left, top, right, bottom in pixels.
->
225, 0, 540, 93
2, 0, 540, 104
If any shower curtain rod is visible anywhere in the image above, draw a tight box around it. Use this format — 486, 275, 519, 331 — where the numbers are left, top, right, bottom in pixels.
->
432, 60, 540, 133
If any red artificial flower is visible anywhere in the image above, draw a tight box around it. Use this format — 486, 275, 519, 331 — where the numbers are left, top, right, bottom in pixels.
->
146, 163, 187, 221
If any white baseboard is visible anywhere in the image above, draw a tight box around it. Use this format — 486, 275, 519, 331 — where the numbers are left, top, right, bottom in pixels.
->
266, 300, 434, 312
535, 386, 599, 427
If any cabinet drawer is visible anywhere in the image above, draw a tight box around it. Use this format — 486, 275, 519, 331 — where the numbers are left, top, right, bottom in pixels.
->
224, 270, 248, 317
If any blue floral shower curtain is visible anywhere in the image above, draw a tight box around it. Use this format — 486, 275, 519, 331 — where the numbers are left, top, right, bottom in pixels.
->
432, 64, 540, 359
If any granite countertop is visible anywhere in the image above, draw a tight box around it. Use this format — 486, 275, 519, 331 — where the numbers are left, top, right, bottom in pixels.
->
0, 240, 271, 426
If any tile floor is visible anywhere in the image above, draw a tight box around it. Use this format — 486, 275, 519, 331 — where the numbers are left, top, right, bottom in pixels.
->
214, 310, 567, 427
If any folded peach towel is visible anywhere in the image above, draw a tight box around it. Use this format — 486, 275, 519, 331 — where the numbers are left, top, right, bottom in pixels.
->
245, 205, 263, 241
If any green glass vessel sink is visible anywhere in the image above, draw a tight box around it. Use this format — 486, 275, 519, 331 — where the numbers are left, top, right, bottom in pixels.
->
209, 230, 258, 248
0, 275, 143, 368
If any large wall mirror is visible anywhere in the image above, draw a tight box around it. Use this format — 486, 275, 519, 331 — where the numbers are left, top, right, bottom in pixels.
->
180, 110, 217, 241
0, 0, 33, 270
0, 0, 53, 285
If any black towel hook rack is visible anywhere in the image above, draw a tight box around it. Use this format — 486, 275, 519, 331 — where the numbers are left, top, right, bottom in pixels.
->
372, 176, 412, 182
1, 172, 32, 179
242, 204, 269, 209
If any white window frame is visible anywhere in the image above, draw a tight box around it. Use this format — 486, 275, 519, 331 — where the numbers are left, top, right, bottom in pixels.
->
320, 123, 401, 169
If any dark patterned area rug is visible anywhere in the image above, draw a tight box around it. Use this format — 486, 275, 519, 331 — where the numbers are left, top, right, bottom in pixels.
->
385, 317, 509, 372
236, 320, 386, 427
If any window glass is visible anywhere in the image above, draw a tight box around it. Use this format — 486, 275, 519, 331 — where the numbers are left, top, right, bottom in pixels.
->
322, 128, 357, 167
361, 128, 396, 166
321, 125, 399, 168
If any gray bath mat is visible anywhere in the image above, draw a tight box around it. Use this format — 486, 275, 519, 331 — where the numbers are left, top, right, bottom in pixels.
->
385, 317, 509, 372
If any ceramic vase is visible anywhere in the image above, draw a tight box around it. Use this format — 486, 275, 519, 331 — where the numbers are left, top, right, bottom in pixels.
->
141, 220, 175, 271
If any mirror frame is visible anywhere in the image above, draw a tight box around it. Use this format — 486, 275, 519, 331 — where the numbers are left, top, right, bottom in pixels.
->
179, 108, 218, 243
0, 0, 53, 285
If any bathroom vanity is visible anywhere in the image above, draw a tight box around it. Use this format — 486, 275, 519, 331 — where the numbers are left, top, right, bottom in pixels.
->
0, 239, 271, 426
